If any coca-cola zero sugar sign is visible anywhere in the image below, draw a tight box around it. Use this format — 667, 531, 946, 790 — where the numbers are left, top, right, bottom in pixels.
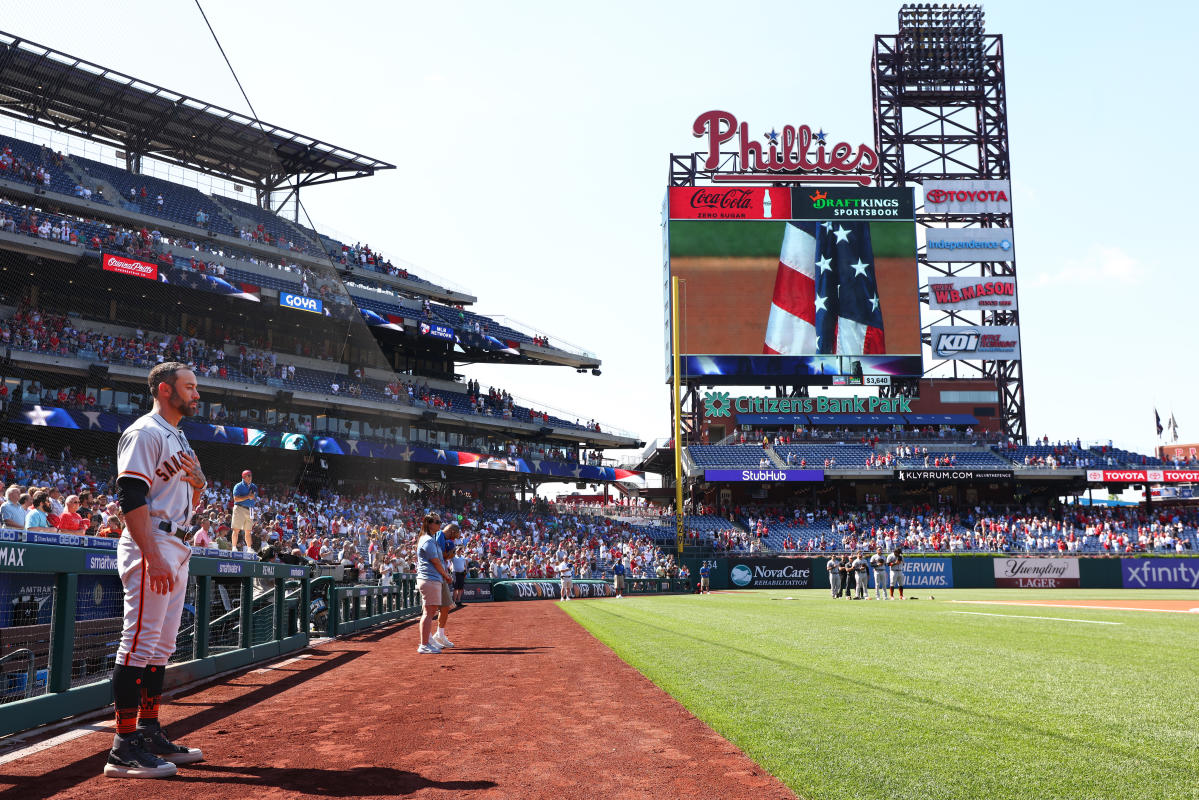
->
692, 110, 877, 185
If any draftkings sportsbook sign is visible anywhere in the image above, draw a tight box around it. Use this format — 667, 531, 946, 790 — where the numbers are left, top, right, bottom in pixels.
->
728, 557, 813, 589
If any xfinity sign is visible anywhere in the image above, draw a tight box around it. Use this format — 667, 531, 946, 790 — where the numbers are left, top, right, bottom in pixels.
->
1122, 558, 1199, 589
279, 292, 323, 314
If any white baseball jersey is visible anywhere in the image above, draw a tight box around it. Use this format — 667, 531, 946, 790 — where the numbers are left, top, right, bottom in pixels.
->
117, 412, 198, 528
115, 411, 196, 668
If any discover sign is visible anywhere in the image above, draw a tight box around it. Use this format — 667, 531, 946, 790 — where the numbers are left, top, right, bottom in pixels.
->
993, 557, 1080, 588
728, 557, 813, 589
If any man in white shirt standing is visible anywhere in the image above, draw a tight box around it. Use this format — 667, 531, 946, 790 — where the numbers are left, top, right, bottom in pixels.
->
557, 557, 573, 601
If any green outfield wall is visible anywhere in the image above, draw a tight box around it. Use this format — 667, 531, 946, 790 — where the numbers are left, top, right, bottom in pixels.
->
685, 554, 1199, 592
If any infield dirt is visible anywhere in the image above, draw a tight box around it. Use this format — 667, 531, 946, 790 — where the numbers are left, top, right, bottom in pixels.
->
0, 601, 795, 800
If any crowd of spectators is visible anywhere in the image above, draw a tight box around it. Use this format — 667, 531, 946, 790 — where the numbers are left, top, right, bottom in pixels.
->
0, 437, 678, 583
672, 500, 1199, 555
0, 144, 61, 190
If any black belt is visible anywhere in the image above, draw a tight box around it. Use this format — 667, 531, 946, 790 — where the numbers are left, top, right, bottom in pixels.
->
157, 520, 188, 542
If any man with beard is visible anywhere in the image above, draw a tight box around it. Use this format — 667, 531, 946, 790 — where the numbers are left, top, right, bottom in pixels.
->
105, 362, 205, 778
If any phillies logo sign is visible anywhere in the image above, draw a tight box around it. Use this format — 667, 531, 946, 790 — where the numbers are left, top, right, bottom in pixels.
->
692, 110, 877, 185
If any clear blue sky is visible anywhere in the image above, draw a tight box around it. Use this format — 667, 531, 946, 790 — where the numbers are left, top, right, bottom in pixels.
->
5, 1, 1196, 458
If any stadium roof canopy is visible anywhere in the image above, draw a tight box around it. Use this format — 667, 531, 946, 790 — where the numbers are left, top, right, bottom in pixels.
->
0, 31, 395, 198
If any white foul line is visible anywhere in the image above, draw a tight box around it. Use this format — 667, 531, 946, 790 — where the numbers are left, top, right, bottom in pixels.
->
950, 611, 1123, 625
950, 600, 1198, 615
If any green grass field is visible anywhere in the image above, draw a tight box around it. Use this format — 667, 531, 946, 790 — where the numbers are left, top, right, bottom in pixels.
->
564, 589, 1199, 800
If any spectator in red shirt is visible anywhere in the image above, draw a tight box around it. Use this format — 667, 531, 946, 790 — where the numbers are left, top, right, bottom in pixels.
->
56, 494, 89, 532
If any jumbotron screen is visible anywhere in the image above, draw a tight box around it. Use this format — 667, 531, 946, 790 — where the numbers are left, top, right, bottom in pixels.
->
664, 186, 921, 383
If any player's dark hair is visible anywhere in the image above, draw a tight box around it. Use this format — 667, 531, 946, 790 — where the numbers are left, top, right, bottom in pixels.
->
147, 361, 190, 396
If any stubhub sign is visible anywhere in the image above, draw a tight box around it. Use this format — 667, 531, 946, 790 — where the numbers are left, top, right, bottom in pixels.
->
279, 292, 323, 314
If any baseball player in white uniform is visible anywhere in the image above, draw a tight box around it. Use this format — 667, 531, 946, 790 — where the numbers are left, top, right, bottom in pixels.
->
869, 548, 886, 600
852, 553, 869, 599
105, 363, 205, 778
826, 555, 840, 598
887, 547, 906, 600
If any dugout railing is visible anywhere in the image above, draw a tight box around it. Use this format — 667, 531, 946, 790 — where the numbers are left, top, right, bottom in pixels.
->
0, 537, 312, 737
319, 575, 423, 637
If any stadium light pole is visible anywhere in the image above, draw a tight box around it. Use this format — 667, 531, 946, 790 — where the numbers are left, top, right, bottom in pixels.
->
672, 276, 685, 557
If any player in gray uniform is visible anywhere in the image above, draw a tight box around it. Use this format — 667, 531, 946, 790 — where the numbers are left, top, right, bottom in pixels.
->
887, 547, 906, 600
852, 553, 869, 599
105, 363, 205, 778
826, 554, 840, 598
869, 548, 886, 600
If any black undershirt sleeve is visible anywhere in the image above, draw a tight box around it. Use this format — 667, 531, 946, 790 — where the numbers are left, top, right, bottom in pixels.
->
117, 476, 149, 514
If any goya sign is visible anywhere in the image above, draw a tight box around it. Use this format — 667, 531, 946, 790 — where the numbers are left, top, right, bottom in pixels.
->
279, 292, 323, 314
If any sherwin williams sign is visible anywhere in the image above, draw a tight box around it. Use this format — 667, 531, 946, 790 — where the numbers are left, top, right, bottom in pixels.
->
993, 557, 1080, 588
902, 558, 954, 588
727, 557, 813, 588
704, 469, 824, 482
1121, 559, 1199, 589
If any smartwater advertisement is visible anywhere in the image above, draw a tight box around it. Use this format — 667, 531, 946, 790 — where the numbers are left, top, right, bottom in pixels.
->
902, 558, 954, 588
1121, 559, 1199, 589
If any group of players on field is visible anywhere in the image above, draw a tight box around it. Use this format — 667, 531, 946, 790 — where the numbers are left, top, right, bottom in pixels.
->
828, 548, 907, 600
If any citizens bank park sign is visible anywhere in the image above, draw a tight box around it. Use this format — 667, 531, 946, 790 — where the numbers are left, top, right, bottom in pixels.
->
704, 392, 912, 417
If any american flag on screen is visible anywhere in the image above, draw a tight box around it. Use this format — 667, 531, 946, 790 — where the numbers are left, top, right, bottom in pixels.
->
762, 221, 886, 355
